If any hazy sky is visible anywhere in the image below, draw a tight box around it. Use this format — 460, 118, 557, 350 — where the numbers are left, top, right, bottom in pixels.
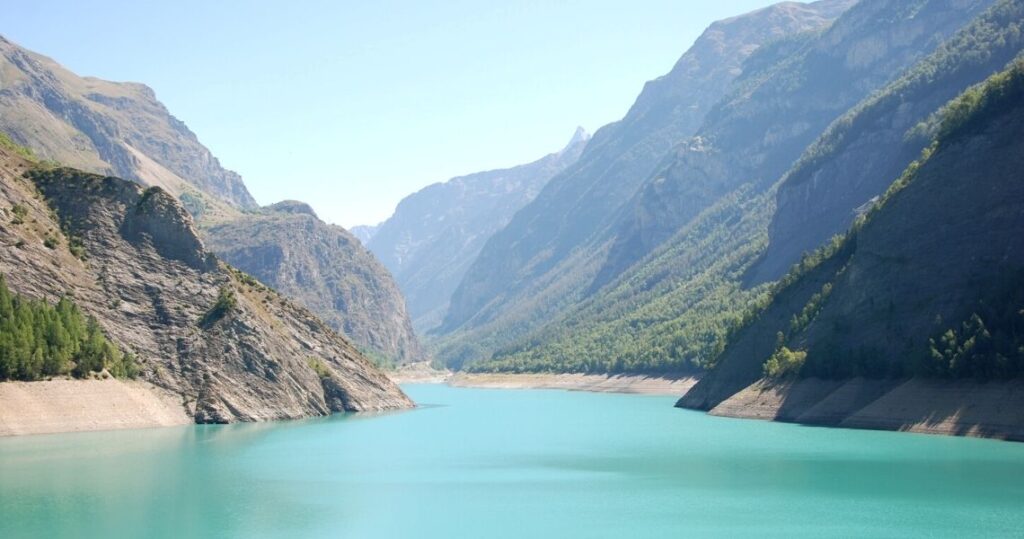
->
4, 0, 779, 227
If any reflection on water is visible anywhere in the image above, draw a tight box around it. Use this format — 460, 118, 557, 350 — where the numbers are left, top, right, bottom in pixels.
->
1, 384, 1023, 538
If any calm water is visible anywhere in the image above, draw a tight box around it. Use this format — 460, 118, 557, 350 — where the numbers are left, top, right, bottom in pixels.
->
2, 384, 1024, 538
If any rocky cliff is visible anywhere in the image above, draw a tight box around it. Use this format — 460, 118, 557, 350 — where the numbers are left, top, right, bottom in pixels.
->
0, 35, 256, 213
0, 149, 411, 422
203, 202, 425, 366
366, 127, 589, 331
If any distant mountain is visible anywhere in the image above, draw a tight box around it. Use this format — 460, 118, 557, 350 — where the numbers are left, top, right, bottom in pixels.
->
0, 35, 425, 367
0, 145, 410, 421
0, 35, 255, 215
203, 201, 425, 366
680, 56, 1024, 434
366, 127, 589, 331
435, 0, 857, 367
445, 0, 997, 373
350, 224, 379, 245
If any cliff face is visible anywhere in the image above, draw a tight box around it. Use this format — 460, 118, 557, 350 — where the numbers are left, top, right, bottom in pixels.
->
366, 128, 589, 331
0, 35, 256, 213
203, 202, 425, 366
0, 151, 411, 422
679, 58, 1024, 435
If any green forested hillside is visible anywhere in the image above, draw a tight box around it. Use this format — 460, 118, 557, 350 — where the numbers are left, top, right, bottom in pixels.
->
681, 57, 1024, 410
455, 0, 1004, 374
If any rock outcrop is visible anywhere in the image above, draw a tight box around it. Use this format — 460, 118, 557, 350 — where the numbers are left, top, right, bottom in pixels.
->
0, 149, 411, 423
0, 35, 256, 212
203, 203, 425, 366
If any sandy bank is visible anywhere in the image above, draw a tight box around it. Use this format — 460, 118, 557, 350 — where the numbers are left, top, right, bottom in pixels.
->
0, 379, 191, 437
704, 377, 1024, 441
449, 372, 700, 396
388, 362, 452, 384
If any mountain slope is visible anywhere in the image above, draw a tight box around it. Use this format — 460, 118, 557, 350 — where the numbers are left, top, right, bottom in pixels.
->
0, 36, 425, 368
366, 127, 589, 331
0, 35, 255, 214
439, 0, 991, 371
203, 201, 425, 365
0, 149, 411, 422
749, 0, 1024, 283
441, 1, 854, 338
679, 58, 1024, 438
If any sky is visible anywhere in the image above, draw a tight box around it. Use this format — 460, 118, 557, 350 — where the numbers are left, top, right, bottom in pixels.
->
3, 0, 779, 228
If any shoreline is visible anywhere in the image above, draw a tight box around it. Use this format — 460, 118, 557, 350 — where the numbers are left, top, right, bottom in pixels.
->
692, 377, 1024, 442
447, 372, 700, 396
0, 378, 191, 437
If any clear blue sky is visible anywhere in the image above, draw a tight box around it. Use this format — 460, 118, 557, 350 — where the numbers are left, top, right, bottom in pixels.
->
4, 0, 779, 227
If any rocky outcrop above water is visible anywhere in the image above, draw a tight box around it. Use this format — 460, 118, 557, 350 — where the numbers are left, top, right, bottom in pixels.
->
0, 149, 411, 424
203, 203, 425, 366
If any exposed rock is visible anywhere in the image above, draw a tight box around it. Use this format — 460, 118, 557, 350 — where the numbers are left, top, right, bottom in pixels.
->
0, 35, 256, 211
0, 150, 411, 424
203, 204, 425, 365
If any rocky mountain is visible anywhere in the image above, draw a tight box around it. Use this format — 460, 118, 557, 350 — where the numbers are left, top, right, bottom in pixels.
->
203, 201, 425, 366
350, 224, 379, 245
0, 146, 411, 422
0, 35, 255, 215
440, 0, 855, 343
0, 35, 425, 368
366, 127, 589, 331
679, 57, 1024, 438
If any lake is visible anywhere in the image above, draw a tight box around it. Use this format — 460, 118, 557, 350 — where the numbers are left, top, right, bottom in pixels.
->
1, 383, 1023, 538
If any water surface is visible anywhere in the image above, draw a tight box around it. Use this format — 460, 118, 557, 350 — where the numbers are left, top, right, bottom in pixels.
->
2, 384, 1023, 538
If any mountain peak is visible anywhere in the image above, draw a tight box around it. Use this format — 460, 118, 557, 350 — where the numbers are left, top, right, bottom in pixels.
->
562, 126, 591, 153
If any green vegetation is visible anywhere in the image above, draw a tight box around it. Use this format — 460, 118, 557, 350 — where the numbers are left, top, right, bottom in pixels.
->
200, 286, 237, 327
763, 344, 807, 378
0, 132, 35, 161
461, 187, 775, 374
307, 357, 331, 379
0, 275, 137, 381
748, 58, 1024, 382
10, 204, 28, 225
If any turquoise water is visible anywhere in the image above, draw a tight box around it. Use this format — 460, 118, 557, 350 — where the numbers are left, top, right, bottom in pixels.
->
2, 384, 1024, 538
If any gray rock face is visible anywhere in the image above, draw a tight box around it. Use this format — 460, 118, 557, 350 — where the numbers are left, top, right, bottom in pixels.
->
366, 127, 589, 331
203, 205, 425, 365
0, 35, 257, 211
0, 155, 411, 422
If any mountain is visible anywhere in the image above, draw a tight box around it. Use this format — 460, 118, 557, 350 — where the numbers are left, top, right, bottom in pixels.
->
365, 127, 589, 331
678, 56, 1024, 438
0, 146, 411, 422
0, 35, 425, 367
749, 0, 1024, 284
203, 201, 425, 366
437, 0, 999, 371
440, 0, 856, 346
350, 224, 379, 245
0, 35, 255, 215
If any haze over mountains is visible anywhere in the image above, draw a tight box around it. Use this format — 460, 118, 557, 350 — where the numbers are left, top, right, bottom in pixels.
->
364, 127, 590, 331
